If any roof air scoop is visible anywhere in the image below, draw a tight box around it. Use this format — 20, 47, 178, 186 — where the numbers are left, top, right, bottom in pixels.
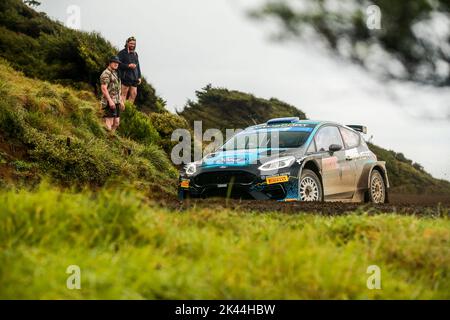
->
266, 117, 300, 125
346, 125, 367, 134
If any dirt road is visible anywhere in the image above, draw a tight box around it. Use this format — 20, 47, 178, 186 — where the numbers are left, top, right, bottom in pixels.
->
163, 193, 450, 216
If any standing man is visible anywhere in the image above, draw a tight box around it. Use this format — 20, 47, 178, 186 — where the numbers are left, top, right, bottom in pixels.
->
100, 56, 124, 132
118, 36, 142, 104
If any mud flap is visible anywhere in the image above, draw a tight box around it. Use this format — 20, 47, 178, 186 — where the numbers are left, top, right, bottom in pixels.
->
248, 191, 271, 200
282, 177, 300, 201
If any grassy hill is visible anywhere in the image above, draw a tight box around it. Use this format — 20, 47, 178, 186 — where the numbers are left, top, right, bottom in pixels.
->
179, 85, 306, 130
0, 0, 164, 113
0, 1, 194, 192
369, 143, 450, 195
180, 85, 450, 195
0, 59, 177, 197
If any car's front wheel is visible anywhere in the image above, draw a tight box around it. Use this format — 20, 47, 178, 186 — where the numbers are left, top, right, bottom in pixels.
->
298, 169, 323, 202
368, 170, 386, 204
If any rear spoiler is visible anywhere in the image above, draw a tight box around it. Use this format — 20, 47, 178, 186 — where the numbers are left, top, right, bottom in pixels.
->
346, 125, 367, 134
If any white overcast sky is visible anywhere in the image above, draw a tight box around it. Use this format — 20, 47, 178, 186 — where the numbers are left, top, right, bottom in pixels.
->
38, 0, 450, 181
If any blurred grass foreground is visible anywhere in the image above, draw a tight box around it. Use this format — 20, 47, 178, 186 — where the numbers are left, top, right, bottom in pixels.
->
0, 186, 448, 299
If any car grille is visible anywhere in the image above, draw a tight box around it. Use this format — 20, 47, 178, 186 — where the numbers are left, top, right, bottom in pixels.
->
202, 187, 254, 200
194, 171, 256, 187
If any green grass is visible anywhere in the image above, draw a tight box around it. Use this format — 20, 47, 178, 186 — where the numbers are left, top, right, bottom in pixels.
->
0, 186, 448, 299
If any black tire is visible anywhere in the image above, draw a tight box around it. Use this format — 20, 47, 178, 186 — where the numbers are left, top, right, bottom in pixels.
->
368, 170, 386, 204
298, 169, 323, 202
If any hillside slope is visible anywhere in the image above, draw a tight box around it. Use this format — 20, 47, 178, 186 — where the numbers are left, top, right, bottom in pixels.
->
0, 59, 177, 197
0, 0, 164, 113
179, 85, 307, 130
180, 85, 450, 195
368, 143, 450, 195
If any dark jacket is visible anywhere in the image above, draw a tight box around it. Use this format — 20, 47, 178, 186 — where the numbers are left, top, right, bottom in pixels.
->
118, 48, 141, 85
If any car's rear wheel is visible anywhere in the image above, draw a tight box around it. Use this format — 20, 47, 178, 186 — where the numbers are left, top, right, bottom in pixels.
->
298, 169, 323, 202
368, 170, 386, 204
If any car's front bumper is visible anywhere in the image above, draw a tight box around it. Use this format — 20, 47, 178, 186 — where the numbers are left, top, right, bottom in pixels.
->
178, 165, 301, 201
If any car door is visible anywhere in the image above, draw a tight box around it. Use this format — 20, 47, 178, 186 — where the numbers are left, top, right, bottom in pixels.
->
314, 125, 356, 199
339, 126, 363, 191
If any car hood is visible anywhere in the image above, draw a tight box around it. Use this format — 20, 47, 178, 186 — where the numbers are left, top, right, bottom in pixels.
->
201, 148, 304, 168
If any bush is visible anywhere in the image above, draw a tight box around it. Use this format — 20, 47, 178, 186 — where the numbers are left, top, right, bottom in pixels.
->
11, 160, 35, 172
0, 101, 26, 139
150, 112, 189, 138
150, 112, 189, 154
137, 143, 177, 177
28, 132, 118, 186
118, 103, 160, 145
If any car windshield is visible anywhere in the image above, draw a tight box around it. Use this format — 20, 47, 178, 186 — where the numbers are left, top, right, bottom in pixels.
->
221, 128, 312, 151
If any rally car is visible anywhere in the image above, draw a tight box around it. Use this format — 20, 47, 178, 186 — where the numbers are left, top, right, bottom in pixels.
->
178, 117, 389, 203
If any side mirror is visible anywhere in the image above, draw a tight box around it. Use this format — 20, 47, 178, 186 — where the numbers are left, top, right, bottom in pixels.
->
329, 144, 342, 153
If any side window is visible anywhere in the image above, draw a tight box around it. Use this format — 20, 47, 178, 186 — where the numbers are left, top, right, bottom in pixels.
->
360, 137, 368, 148
314, 126, 344, 152
339, 127, 360, 149
306, 140, 316, 154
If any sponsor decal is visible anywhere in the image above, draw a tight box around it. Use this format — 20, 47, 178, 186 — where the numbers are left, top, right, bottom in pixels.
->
180, 180, 190, 188
253, 123, 315, 130
212, 156, 247, 165
345, 148, 361, 160
322, 157, 338, 171
266, 175, 289, 185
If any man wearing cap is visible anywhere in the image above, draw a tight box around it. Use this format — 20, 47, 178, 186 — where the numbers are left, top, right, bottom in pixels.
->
100, 56, 124, 132
118, 36, 141, 104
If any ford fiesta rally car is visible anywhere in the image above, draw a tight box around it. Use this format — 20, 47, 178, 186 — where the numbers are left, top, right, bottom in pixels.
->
178, 118, 389, 203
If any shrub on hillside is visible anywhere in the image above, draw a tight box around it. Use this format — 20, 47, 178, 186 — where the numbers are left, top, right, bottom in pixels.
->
137, 143, 177, 176
28, 131, 119, 186
179, 85, 307, 131
150, 112, 189, 153
0, 102, 26, 139
118, 103, 160, 146
150, 112, 189, 137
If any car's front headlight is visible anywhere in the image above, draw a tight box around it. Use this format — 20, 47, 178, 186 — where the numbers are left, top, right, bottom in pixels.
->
258, 156, 296, 171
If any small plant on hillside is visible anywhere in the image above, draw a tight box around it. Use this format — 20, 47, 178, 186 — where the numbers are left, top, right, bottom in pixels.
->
118, 103, 160, 146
